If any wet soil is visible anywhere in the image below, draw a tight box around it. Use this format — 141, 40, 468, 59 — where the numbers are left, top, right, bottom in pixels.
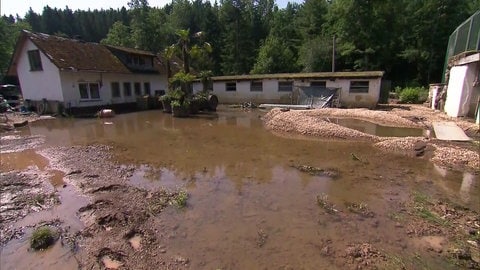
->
1, 107, 479, 269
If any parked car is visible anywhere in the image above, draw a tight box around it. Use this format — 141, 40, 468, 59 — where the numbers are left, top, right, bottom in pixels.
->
0, 84, 22, 108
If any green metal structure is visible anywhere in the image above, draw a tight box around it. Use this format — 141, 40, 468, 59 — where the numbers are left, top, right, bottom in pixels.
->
442, 10, 480, 82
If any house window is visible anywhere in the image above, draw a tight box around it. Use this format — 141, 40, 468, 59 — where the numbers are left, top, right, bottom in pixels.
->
144, 82, 151, 95
349, 81, 369, 93
310, 81, 326, 88
123, 82, 132, 97
111, 82, 121, 98
79, 83, 100, 100
134, 82, 141, 96
226, 82, 236, 92
251, 81, 263, 92
27, 50, 43, 71
278, 81, 293, 92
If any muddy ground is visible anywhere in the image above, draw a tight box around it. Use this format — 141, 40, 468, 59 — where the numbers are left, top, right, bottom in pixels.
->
1, 106, 480, 269
263, 104, 480, 172
2, 142, 479, 269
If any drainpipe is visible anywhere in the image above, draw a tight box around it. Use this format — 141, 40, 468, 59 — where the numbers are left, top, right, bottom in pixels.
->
332, 35, 336, 73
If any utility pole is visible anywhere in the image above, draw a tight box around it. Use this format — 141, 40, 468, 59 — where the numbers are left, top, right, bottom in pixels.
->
332, 34, 336, 72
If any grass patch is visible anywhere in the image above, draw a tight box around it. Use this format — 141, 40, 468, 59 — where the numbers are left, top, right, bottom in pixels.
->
412, 191, 449, 226
172, 190, 188, 208
30, 226, 56, 250
413, 191, 432, 205
415, 207, 448, 226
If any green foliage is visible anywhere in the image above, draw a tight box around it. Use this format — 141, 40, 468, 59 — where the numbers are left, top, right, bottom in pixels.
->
172, 190, 188, 208
100, 22, 134, 48
0, 18, 32, 80
30, 227, 56, 250
399, 87, 428, 104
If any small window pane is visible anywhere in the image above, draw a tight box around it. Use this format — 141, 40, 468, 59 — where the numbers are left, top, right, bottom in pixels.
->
90, 83, 100, 99
111, 82, 120, 98
144, 82, 151, 95
278, 81, 293, 92
226, 82, 236, 91
123, 82, 132, 97
349, 81, 369, 93
134, 82, 141, 96
28, 50, 43, 71
79, 83, 89, 99
251, 81, 263, 92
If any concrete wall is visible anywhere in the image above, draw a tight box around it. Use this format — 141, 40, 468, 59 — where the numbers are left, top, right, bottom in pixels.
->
16, 39, 64, 101
331, 78, 381, 108
445, 63, 478, 117
194, 76, 381, 108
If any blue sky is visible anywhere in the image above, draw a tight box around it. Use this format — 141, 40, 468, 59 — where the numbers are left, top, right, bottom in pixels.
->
1, 0, 303, 17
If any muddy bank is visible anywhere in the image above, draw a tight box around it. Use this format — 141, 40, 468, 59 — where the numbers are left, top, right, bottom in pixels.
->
263, 106, 479, 172
0, 170, 59, 245
38, 145, 191, 269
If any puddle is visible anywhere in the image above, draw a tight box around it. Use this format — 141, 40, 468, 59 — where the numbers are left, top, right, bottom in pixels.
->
2, 107, 478, 269
128, 235, 142, 250
0, 148, 88, 269
129, 165, 186, 190
325, 117, 425, 137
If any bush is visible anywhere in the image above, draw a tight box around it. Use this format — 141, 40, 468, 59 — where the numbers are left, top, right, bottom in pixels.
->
30, 226, 56, 250
399, 87, 428, 104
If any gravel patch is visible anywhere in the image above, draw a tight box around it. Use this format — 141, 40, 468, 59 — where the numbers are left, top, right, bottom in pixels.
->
263, 106, 479, 172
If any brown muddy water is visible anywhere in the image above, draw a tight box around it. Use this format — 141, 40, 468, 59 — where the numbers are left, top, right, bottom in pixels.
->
1, 107, 479, 269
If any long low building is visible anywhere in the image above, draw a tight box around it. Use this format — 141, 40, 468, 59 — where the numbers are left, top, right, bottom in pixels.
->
193, 71, 384, 108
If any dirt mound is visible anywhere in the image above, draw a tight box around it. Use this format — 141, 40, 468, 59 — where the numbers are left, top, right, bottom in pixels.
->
263, 109, 377, 141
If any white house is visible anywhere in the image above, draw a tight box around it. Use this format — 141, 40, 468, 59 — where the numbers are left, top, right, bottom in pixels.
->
8, 30, 169, 115
193, 71, 384, 108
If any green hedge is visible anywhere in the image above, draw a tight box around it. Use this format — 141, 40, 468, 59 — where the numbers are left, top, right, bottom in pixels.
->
399, 87, 428, 104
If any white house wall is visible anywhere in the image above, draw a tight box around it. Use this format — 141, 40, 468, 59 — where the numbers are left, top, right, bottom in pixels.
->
210, 80, 293, 104
16, 39, 63, 101
59, 71, 167, 108
331, 78, 381, 108
200, 77, 381, 108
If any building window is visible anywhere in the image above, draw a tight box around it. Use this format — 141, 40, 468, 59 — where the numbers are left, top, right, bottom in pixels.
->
144, 82, 151, 95
111, 82, 120, 98
251, 81, 263, 92
310, 81, 326, 88
123, 82, 132, 97
79, 83, 100, 100
278, 81, 293, 92
27, 50, 43, 71
226, 82, 236, 91
134, 82, 141, 96
349, 81, 369, 93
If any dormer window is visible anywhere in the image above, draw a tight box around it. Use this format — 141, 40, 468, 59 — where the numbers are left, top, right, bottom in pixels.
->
28, 50, 43, 71
126, 54, 152, 68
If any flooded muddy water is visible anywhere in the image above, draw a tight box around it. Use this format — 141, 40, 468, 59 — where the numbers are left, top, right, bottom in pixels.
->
325, 117, 426, 137
1, 107, 479, 269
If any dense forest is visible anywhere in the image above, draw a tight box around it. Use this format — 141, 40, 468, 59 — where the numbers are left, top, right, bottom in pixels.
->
1, 0, 479, 87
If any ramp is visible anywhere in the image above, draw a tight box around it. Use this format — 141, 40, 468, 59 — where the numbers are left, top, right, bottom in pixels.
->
432, 121, 471, 141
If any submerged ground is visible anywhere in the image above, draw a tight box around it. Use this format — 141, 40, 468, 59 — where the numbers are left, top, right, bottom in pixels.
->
0, 106, 479, 269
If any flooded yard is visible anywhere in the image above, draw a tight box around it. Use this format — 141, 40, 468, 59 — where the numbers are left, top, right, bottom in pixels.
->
1, 107, 479, 269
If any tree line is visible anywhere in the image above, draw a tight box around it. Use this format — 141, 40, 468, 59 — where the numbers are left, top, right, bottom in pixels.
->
1, 0, 479, 87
